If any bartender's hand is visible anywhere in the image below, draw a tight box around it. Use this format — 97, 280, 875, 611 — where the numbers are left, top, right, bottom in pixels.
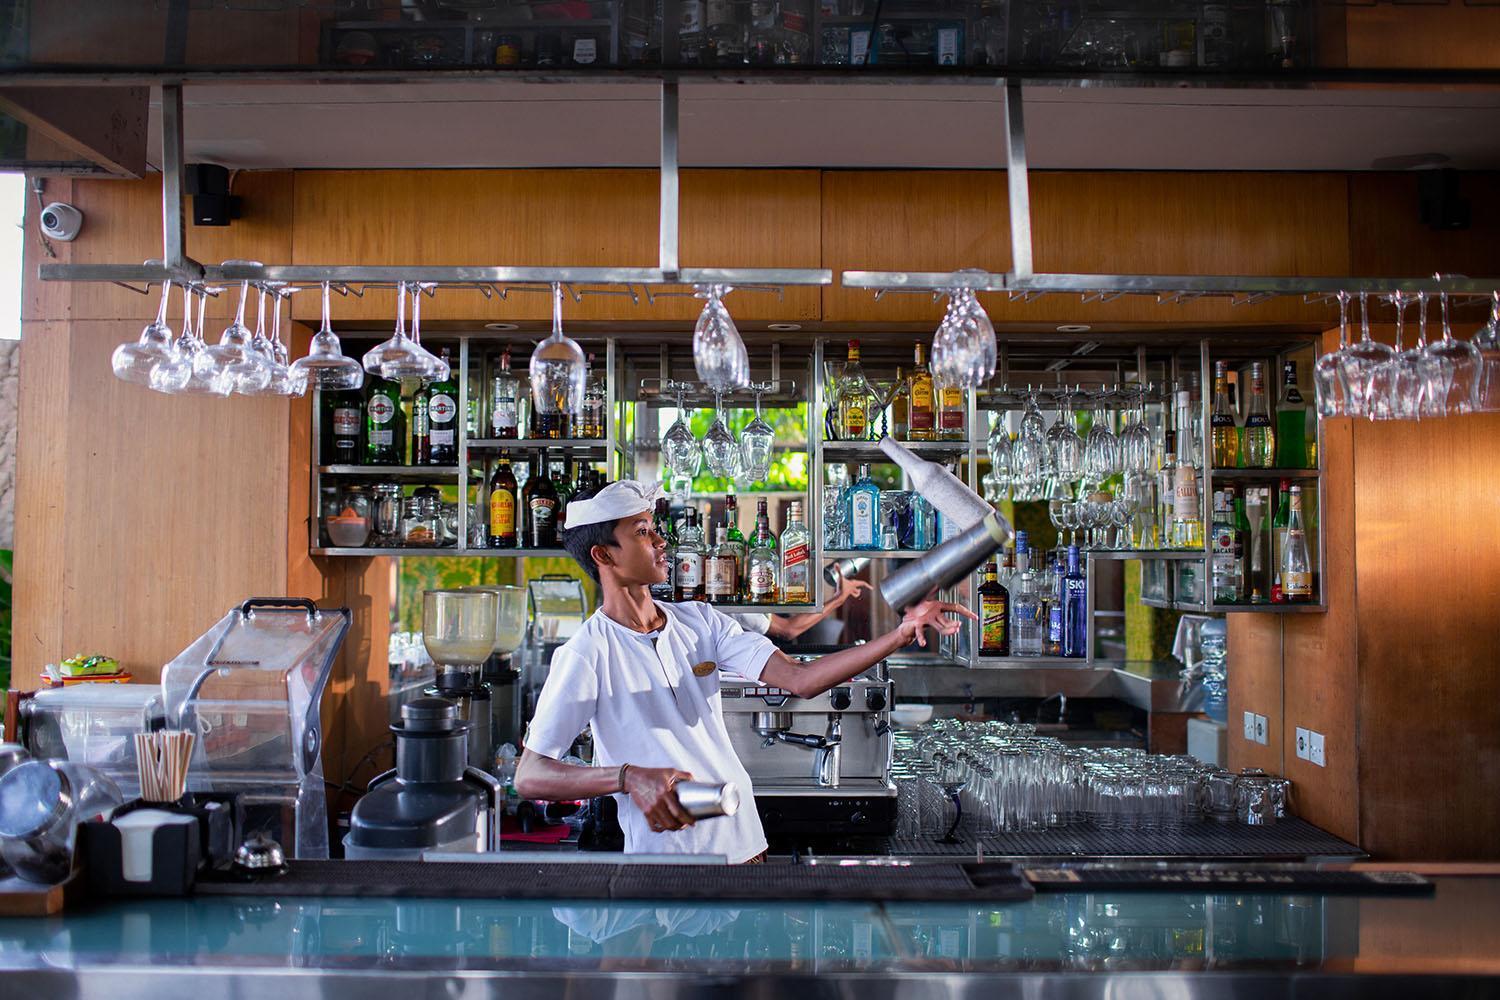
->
624, 766, 696, 833
898, 597, 977, 648
824, 576, 873, 614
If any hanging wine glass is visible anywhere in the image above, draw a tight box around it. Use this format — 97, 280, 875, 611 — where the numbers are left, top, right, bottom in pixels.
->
661, 382, 703, 483
702, 388, 741, 478
405, 282, 449, 381
1337, 292, 1394, 419
1120, 387, 1155, 474
1313, 291, 1351, 417
364, 282, 439, 381
290, 281, 364, 392
149, 283, 204, 395
738, 383, 775, 484
224, 285, 275, 396
693, 284, 750, 391
931, 283, 997, 389
1392, 292, 1440, 421
1424, 290, 1483, 415
986, 411, 1012, 497
1472, 291, 1500, 413
530, 282, 587, 419
191, 274, 255, 397
1047, 390, 1086, 491
1083, 399, 1120, 483
1011, 392, 1049, 501
264, 285, 307, 397
111, 277, 176, 387
178, 286, 232, 396
1366, 291, 1404, 422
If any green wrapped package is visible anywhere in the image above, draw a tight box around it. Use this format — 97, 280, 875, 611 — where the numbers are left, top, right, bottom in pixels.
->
59, 654, 120, 677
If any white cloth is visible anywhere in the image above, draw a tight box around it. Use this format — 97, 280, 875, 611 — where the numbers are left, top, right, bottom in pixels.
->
729, 612, 772, 635
526, 601, 776, 864
565, 479, 663, 529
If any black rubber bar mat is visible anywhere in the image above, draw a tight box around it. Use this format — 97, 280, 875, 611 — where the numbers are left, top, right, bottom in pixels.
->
887, 818, 1362, 860
198, 859, 1034, 902
1021, 865, 1434, 896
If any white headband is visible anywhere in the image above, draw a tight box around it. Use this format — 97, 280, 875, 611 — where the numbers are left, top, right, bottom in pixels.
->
564, 479, 664, 530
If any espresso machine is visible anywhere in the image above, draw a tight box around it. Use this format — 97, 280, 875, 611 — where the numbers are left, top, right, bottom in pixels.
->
422, 588, 496, 771
461, 585, 528, 752
719, 663, 896, 838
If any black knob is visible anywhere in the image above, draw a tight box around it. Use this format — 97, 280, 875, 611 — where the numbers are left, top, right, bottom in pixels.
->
829, 688, 852, 712
850, 811, 868, 825
865, 689, 886, 712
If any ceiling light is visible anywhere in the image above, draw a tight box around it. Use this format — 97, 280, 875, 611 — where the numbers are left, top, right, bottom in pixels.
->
1057, 324, 1091, 333
485, 322, 519, 331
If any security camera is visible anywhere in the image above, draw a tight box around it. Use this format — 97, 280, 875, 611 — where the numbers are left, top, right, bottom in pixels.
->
39, 202, 82, 242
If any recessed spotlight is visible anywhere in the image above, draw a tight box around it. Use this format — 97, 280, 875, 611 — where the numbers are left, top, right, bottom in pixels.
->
1057, 324, 1091, 333
767, 323, 802, 332
485, 322, 520, 331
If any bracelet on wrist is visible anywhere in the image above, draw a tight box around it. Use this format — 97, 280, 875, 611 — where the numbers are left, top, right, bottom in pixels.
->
617, 763, 631, 794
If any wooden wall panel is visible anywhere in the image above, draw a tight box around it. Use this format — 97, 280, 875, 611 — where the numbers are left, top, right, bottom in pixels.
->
1226, 615, 1283, 776
1352, 411, 1500, 859
289, 169, 822, 325
821, 171, 1349, 328
1349, 172, 1500, 284
1345, 9, 1500, 69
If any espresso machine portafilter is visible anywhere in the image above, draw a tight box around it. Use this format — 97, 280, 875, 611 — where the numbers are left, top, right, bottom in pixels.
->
879, 511, 1010, 612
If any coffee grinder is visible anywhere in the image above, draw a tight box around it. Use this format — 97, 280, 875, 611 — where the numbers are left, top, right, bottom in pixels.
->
460, 585, 528, 751
422, 588, 496, 770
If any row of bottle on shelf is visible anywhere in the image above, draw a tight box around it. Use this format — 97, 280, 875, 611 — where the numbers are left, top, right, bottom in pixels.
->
483, 453, 610, 550
1209, 480, 1314, 606
977, 531, 1087, 659
827, 340, 970, 443
1209, 359, 1313, 470
650, 495, 813, 606
319, 347, 609, 466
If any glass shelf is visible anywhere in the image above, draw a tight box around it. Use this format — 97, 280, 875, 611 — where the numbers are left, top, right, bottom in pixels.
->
467, 439, 612, 451
823, 549, 931, 560
318, 465, 460, 481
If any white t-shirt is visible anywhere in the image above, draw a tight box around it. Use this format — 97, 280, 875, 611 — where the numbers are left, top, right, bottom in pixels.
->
729, 612, 772, 635
526, 601, 777, 864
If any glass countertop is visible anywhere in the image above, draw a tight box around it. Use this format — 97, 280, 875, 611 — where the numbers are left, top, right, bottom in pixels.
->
3, 877, 1499, 976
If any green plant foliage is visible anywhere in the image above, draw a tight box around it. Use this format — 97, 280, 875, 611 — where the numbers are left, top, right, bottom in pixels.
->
396, 555, 597, 634
664, 403, 811, 494
0, 550, 11, 693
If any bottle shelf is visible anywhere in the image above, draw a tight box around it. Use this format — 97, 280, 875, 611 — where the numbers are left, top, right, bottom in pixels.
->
1141, 596, 1326, 614
467, 438, 613, 452
973, 655, 1093, 668
318, 465, 461, 481
1087, 549, 1207, 562
821, 439, 973, 462
695, 603, 822, 615
313, 546, 570, 558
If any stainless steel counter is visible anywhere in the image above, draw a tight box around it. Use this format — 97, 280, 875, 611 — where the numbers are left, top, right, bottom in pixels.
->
2, 870, 1497, 997
888, 660, 1203, 714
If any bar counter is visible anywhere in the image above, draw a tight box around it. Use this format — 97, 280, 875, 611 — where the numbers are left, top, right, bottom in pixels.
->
3, 867, 1497, 997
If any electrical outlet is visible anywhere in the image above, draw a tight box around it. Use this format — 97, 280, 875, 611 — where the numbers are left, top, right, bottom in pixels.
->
1243, 711, 1257, 742
1309, 731, 1326, 767
1253, 714, 1268, 746
1295, 727, 1310, 760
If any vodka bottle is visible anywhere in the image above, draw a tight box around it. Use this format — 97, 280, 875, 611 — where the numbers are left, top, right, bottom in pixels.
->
1009, 535, 1044, 657
1062, 545, 1088, 658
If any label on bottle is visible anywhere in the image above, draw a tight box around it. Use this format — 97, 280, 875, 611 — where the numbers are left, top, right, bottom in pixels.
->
843, 404, 866, 439
1174, 467, 1199, 519
850, 491, 876, 546
490, 488, 516, 538
677, 553, 703, 591
492, 396, 517, 434
748, 560, 775, 599
706, 556, 736, 598
850, 29, 870, 63
681, 0, 704, 30
572, 37, 597, 64
369, 394, 396, 424
936, 25, 959, 65
370, 430, 393, 447
1047, 603, 1063, 645
431, 429, 455, 447
429, 393, 456, 425
530, 497, 557, 543
1245, 414, 1271, 429
910, 381, 934, 430
939, 386, 964, 430
707, 0, 734, 25
980, 594, 1008, 653
332, 407, 361, 437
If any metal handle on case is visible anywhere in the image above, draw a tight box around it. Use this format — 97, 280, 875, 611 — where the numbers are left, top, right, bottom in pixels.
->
238, 597, 320, 619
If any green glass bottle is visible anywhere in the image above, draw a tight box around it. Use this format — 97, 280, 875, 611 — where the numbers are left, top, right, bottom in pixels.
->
363, 375, 405, 466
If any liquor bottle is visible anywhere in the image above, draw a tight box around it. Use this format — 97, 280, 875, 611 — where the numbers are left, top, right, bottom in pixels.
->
1046, 553, 1065, 657
908, 342, 936, 441
1171, 449, 1203, 549
571, 467, 600, 504
490, 349, 520, 440
847, 464, 881, 550
652, 498, 678, 602
551, 463, 574, 532
1276, 359, 1310, 468
978, 561, 1009, 657
724, 494, 748, 588
1211, 360, 1241, 469
753, 498, 778, 553
1280, 485, 1313, 602
1271, 478, 1292, 603
581, 352, 607, 439
890, 365, 910, 440
1158, 452, 1177, 543
837, 340, 870, 441
1062, 545, 1088, 658
679, 0, 706, 64
1243, 362, 1276, 469
706, 0, 745, 65
1245, 487, 1271, 604
411, 395, 430, 465
1234, 488, 1254, 602
998, 543, 1016, 593
525, 452, 560, 549
1009, 537, 1043, 657
426, 349, 459, 465
780, 501, 811, 603
938, 378, 965, 442
1210, 488, 1241, 604
706, 525, 739, 604
323, 388, 363, 464
675, 509, 706, 601
363, 375, 405, 466
747, 525, 779, 604
488, 454, 519, 549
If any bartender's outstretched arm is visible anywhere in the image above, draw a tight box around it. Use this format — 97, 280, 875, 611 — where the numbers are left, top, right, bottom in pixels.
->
516, 751, 696, 832
758, 596, 975, 699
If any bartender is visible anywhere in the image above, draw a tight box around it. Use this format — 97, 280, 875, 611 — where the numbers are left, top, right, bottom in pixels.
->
515, 480, 973, 864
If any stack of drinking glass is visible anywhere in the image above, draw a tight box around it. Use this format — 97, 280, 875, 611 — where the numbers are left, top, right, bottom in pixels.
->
892, 720, 1289, 842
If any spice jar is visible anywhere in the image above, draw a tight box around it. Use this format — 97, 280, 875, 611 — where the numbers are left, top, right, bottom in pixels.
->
401, 486, 442, 547
371, 482, 404, 545
326, 486, 373, 548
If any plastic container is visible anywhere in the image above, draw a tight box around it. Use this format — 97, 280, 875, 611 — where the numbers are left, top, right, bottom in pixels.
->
22, 684, 165, 800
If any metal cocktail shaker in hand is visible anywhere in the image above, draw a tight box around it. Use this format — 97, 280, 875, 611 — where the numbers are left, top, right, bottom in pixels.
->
674, 781, 741, 820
